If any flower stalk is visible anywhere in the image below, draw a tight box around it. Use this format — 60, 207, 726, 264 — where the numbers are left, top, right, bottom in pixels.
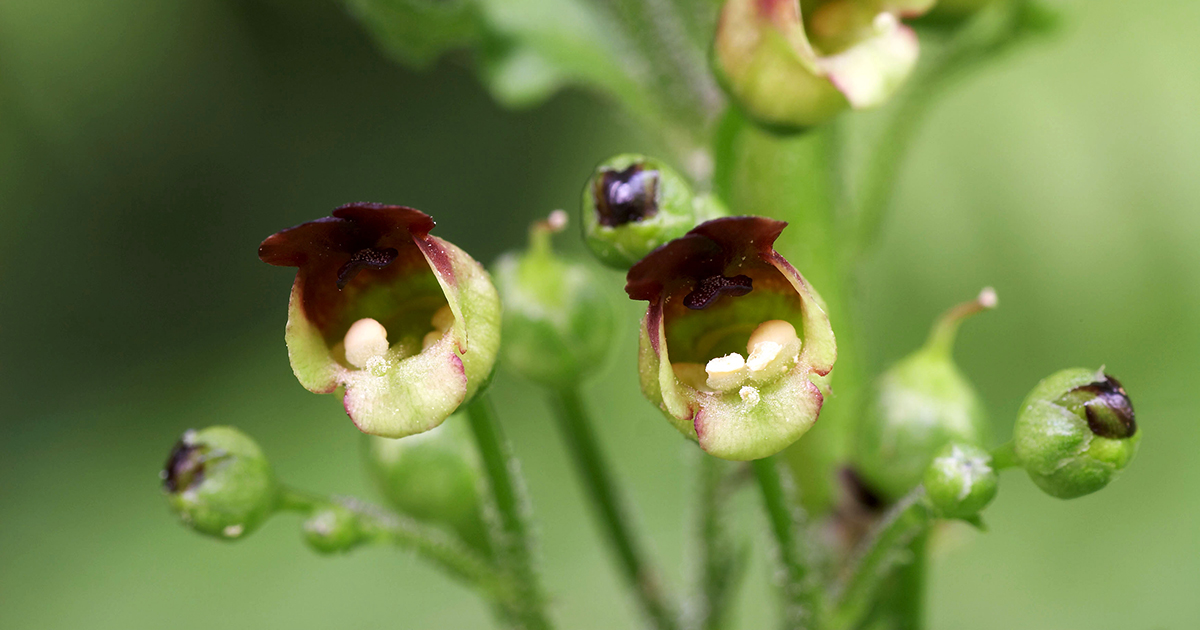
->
465, 394, 554, 630
826, 488, 931, 630
550, 387, 681, 630
277, 488, 511, 604
751, 456, 818, 630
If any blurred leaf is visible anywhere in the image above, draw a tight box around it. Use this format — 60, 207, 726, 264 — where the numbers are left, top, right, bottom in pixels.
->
343, 0, 486, 68
342, 0, 659, 119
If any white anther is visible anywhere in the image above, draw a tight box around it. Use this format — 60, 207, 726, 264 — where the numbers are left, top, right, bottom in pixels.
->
672, 362, 712, 392
431, 305, 455, 333
746, 341, 783, 372
747, 319, 799, 350
422, 330, 444, 351
344, 318, 389, 369
739, 385, 760, 406
706, 353, 748, 392
745, 320, 801, 382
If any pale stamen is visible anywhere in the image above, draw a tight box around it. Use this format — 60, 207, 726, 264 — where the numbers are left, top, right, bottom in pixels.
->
705, 353, 749, 391
746, 320, 801, 383
345, 318, 390, 369
423, 305, 455, 350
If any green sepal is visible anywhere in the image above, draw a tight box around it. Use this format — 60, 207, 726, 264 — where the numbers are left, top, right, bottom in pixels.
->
1013, 368, 1140, 499
161, 426, 279, 540
853, 289, 995, 499
364, 416, 491, 554
923, 442, 998, 519
494, 214, 616, 388
303, 505, 366, 554
581, 154, 698, 270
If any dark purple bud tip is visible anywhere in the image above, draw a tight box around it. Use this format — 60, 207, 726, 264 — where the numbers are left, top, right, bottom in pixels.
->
336, 247, 400, 290
163, 438, 208, 494
1058, 375, 1136, 439
594, 164, 659, 227
683, 274, 753, 310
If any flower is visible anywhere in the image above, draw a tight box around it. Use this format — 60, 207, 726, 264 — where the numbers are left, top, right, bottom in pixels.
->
259, 203, 501, 438
626, 216, 836, 460
714, 0, 934, 129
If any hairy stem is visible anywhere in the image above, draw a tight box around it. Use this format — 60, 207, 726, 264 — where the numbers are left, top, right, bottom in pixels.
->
826, 489, 932, 630
695, 457, 743, 630
596, 0, 722, 140
278, 488, 511, 604
751, 456, 817, 630
467, 394, 554, 630
550, 387, 680, 630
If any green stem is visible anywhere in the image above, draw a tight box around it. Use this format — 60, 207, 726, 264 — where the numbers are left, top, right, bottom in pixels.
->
892, 531, 929, 630
277, 488, 511, 605
466, 394, 554, 630
549, 388, 680, 630
990, 441, 1019, 470
826, 489, 932, 630
751, 457, 816, 630
696, 456, 742, 630
596, 0, 721, 148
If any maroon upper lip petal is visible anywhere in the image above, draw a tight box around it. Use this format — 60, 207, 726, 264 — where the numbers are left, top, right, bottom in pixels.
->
258, 203, 441, 331
625, 216, 788, 303
258, 203, 435, 269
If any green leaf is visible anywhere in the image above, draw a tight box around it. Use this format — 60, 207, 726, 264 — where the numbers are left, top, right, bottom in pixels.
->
342, 0, 660, 118
343, 0, 486, 68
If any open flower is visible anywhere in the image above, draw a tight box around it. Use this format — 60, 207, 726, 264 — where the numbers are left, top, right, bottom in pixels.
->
259, 203, 500, 438
714, 0, 933, 129
626, 216, 836, 460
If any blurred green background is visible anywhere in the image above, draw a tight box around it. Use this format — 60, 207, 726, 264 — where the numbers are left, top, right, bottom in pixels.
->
1, 0, 1197, 628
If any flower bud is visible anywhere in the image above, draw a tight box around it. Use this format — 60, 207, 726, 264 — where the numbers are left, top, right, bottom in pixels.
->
494, 211, 617, 388
713, 0, 933, 130
1013, 368, 1139, 499
364, 415, 490, 552
853, 288, 996, 499
259, 204, 501, 439
923, 442, 998, 519
626, 216, 837, 460
303, 504, 365, 554
581, 154, 702, 269
161, 426, 278, 540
